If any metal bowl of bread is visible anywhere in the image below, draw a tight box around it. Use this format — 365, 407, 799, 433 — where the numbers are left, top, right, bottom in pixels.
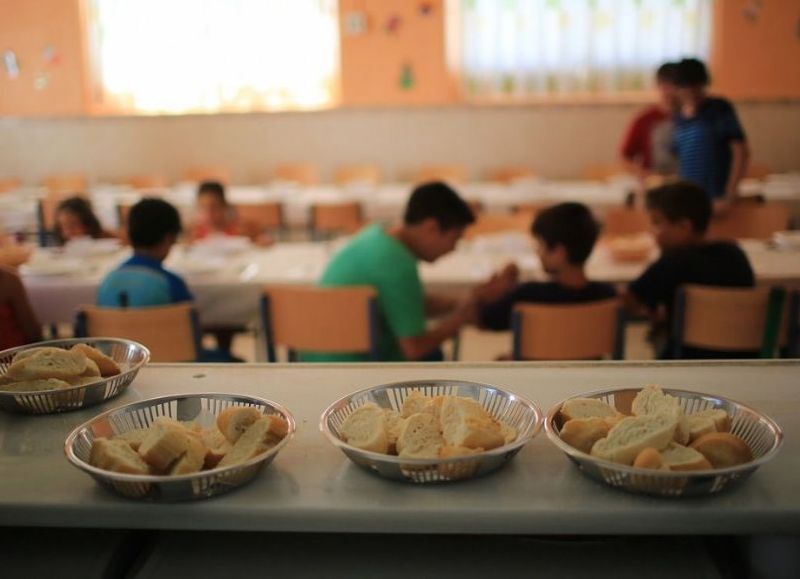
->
65, 393, 295, 501
545, 385, 783, 497
0, 338, 150, 414
320, 379, 543, 484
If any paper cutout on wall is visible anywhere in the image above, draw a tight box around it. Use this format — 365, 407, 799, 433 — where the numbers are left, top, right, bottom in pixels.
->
418, 2, 434, 16
344, 11, 367, 36
42, 44, 62, 66
385, 14, 402, 34
399, 63, 415, 90
3, 50, 20, 79
34, 72, 49, 91
742, 0, 763, 23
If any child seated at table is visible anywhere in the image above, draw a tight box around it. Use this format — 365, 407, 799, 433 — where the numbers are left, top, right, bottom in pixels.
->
192, 181, 272, 246
54, 197, 110, 245
0, 265, 42, 349
623, 181, 755, 359
478, 203, 618, 332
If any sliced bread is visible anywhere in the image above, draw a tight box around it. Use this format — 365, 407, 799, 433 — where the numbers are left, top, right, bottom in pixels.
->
339, 403, 388, 454
691, 408, 731, 433
396, 412, 444, 459
590, 413, 678, 465
90, 438, 151, 475
632, 447, 668, 470
138, 419, 200, 471
560, 417, 612, 455
631, 385, 690, 445
7, 348, 88, 381
560, 398, 620, 423
440, 396, 504, 450
71, 343, 121, 377
217, 415, 287, 468
216, 406, 263, 443
659, 442, 713, 471
689, 432, 753, 468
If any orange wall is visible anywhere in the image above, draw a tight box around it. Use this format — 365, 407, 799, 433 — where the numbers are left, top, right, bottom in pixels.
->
0, 0, 88, 116
339, 0, 456, 106
712, 0, 800, 99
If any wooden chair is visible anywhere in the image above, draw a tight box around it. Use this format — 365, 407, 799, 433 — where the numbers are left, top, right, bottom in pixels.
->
260, 286, 380, 362
334, 165, 381, 186
511, 298, 625, 361
672, 285, 788, 359
707, 204, 790, 241
272, 163, 318, 186
309, 202, 364, 239
42, 173, 88, 194
582, 164, 627, 181
463, 212, 532, 240
413, 165, 467, 185
486, 167, 536, 183
0, 178, 21, 193
603, 207, 651, 237
0, 266, 42, 349
234, 202, 285, 236
75, 303, 202, 363
124, 175, 168, 190
183, 166, 230, 185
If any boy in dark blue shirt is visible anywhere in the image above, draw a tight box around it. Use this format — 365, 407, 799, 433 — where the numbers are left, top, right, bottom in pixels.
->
624, 182, 755, 359
672, 58, 750, 212
479, 203, 617, 331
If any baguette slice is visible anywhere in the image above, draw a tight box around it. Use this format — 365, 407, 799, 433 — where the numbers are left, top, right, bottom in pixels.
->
11, 347, 65, 362
138, 419, 201, 471
0, 377, 72, 392
396, 413, 444, 459
560, 398, 620, 423
115, 428, 150, 451
168, 433, 208, 475
691, 408, 731, 433
439, 445, 484, 458
500, 421, 517, 445
560, 417, 612, 454
632, 447, 668, 470
686, 415, 717, 443
200, 428, 233, 468
440, 397, 504, 450
590, 413, 678, 465
217, 415, 287, 468
631, 385, 690, 445
7, 348, 88, 381
689, 432, 753, 468
383, 409, 405, 455
660, 442, 713, 471
401, 391, 431, 418
71, 343, 121, 377
339, 403, 388, 454
216, 406, 263, 443
90, 438, 151, 475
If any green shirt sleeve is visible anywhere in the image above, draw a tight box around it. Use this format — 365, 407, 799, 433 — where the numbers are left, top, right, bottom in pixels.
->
375, 262, 426, 339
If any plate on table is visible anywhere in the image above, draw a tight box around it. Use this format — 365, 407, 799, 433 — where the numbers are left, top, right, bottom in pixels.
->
772, 231, 800, 251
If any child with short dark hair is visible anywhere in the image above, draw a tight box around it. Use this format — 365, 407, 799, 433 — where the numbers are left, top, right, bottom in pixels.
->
479, 202, 617, 331
624, 181, 755, 358
193, 181, 238, 240
672, 58, 750, 211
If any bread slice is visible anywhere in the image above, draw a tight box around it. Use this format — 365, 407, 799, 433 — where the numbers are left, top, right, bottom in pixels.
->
200, 428, 233, 469
401, 391, 431, 418
499, 421, 517, 445
590, 413, 678, 465
7, 348, 88, 381
440, 397, 504, 450
633, 447, 668, 470
560, 417, 612, 454
439, 445, 484, 458
691, 408, 731, 433
89, 437, 151, 475
383, 409, 405, 454
70, 343, 121, 377
138, 419, 201, 471
690, 432, 753, 468
216, 406, 263, 443
0, 377, 72, 392
396, 413, 444, 459
168, 433, 208, 475
631, 385, 690, 445
11, 347, 65, 362
660, 442, 713, 471
217, 415, 287, 468
686, 415, 717, 443
560, 398, 620, 423
115, 428, 150, 451
339, 403, 388, 454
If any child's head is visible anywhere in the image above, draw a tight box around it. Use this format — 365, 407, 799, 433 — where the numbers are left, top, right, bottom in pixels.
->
655, 62, 679, 110
128, 198, 182, 261
674, 58, 710, 106
196, 181, 229, 229
54, 196, 103, 243
645, 181, 711, 250
532, 203, 599, 275
403, 181, 476, 262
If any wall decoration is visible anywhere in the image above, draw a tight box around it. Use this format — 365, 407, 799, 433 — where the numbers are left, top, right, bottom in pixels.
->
3, 50, 20, 79
33, 72, 50, 91
385, 14, 403, 35
344, 11, 367, 36
42, 44, 61, 66
418, 2, 434, 17
399, 62, 414, 90
743, 0, 763, 23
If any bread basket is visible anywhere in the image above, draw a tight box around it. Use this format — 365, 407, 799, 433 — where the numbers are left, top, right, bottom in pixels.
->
545, 387, 783, 497
64, 393, 295, 501
0, 338, 150, 414
320, 379, 543, 484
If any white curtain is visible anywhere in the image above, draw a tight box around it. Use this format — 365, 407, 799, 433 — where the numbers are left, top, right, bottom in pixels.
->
451, 0, 713, 99
90, 0, 340, 114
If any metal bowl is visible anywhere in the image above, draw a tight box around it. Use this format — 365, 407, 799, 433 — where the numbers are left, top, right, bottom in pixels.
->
545, 387, 783, 497
0, 338, 150, 414
64, 393, 295, 501
320, 379, 543, 484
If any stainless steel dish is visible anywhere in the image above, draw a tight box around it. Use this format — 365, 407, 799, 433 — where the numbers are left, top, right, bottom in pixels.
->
65, 393, 295, 501
321, 379, 543, 484
0, 338, 150, 414
545, 387, 783, 497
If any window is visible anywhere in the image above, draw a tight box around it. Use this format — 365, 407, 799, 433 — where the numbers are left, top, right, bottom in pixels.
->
89, 0, 340, 114
449, 0, 713, 100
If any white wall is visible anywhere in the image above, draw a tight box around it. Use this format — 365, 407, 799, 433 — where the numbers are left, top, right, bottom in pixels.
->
1, 101, 798, 185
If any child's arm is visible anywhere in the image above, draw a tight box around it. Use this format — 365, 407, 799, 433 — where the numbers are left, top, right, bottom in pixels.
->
725, 140, 750, 200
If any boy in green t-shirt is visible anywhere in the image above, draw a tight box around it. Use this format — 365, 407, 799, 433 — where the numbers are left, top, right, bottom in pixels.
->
304, 181, 496, 362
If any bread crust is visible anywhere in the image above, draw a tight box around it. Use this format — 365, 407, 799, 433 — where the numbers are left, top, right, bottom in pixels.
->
689, 432, 753, 468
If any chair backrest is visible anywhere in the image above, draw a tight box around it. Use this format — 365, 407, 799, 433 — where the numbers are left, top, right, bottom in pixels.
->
234, 202, 285, 231
0, 178, 21, 193
261, 286, 379, 362
582, 164, 627, 181
413, 165, 467, 185
273, 163, 318, 186
512, 298, 624, 361
42, 173, 88, 194
334, 165, 381, 186
603, 207, 651, 237
310, 202, 363, 237
485, 167, 536, 183
464, 212, 533, 239
673, 285, 788, 358
125, 175, 168, 190
706, 204, 790, 241
183, 166, 230, 185
75, 303, 201, 363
